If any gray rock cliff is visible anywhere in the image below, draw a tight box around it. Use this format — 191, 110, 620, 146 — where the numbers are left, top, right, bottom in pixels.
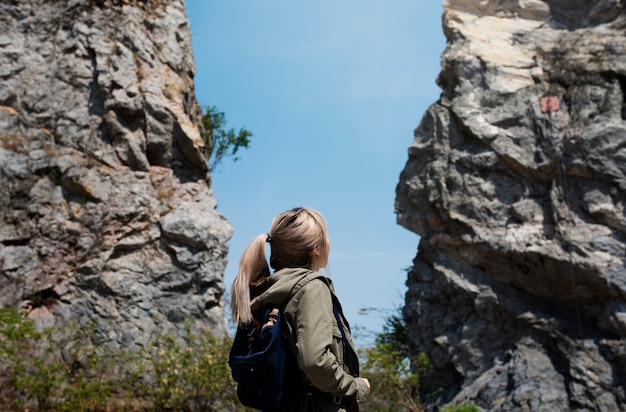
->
0, 0, 231, 349
396, 1, 626, 410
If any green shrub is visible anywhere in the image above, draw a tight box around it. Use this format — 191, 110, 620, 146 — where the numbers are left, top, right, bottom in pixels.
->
147, 321, 239, 411
0, 308, 240, 412
0, 308, 66, 410
360, 307, 428, 412
57, 326, 119, 412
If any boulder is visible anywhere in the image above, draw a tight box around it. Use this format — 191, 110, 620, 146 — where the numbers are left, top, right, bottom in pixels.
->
396, 1, 626, 410
0, 0, 231, 351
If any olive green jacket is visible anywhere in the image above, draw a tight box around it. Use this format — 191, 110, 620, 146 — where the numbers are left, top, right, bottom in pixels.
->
250, 268, 370, 411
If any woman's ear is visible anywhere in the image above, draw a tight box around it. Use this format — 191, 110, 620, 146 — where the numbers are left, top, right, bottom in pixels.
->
310, 248, 321, 270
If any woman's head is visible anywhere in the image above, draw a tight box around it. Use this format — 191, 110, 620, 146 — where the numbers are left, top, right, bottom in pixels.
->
267, 207, 329, 271
230, 206, 330, 324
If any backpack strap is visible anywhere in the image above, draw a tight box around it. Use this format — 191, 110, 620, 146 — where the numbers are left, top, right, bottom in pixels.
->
285, 272, 361, 377
286, 271, 325, 301
331, 293, 360, 376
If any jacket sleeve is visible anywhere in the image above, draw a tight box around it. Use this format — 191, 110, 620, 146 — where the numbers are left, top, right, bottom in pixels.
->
290, 279, 369, 401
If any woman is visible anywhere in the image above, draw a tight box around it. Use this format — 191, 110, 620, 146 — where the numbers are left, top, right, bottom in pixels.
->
231, 207, 370, 411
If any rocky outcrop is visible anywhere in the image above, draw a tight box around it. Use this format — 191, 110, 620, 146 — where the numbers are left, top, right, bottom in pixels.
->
0, 0, 232, 349
396, 1, 626, 410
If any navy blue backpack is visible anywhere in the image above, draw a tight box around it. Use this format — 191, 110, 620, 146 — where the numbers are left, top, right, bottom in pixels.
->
228, 305, 304, 410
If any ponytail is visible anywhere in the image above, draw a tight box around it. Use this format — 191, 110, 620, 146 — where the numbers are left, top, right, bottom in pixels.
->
230, 234, 270, 325
230, 207, 329, 325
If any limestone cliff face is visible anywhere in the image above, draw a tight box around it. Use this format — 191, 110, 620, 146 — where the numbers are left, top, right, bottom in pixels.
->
0, 0, 232, 348
396, 1, 626, 410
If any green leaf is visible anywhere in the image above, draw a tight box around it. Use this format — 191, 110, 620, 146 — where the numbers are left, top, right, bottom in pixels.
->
201, 105, 253, 171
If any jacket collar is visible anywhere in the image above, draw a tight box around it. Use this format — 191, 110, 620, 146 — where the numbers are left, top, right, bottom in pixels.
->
250, 268, 331, 311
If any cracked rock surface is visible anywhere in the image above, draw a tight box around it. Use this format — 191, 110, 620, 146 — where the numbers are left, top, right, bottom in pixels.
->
0, 0, 231, 350
396, 1, 626, 410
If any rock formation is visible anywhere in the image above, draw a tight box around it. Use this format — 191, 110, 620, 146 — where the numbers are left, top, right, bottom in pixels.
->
0, 0, 231, 350
396, 1, 626, 410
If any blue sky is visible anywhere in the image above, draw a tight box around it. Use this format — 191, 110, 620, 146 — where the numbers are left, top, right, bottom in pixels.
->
185, 0, 445, 346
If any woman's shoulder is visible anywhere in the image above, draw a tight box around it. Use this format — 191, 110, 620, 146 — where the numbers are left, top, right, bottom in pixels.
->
295, 270, 331, 290
290, 272, 336, 305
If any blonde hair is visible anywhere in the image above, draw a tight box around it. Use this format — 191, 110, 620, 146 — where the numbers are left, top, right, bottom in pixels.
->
230, 207, 329, 325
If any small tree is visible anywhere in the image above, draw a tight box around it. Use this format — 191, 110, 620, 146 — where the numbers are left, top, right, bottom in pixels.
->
360, 307, 429, 412
201, 105, 252, 171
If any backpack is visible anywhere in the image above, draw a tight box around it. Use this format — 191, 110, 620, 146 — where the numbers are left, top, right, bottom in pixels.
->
228, 275, 359, 410
228, 305, 304, 410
